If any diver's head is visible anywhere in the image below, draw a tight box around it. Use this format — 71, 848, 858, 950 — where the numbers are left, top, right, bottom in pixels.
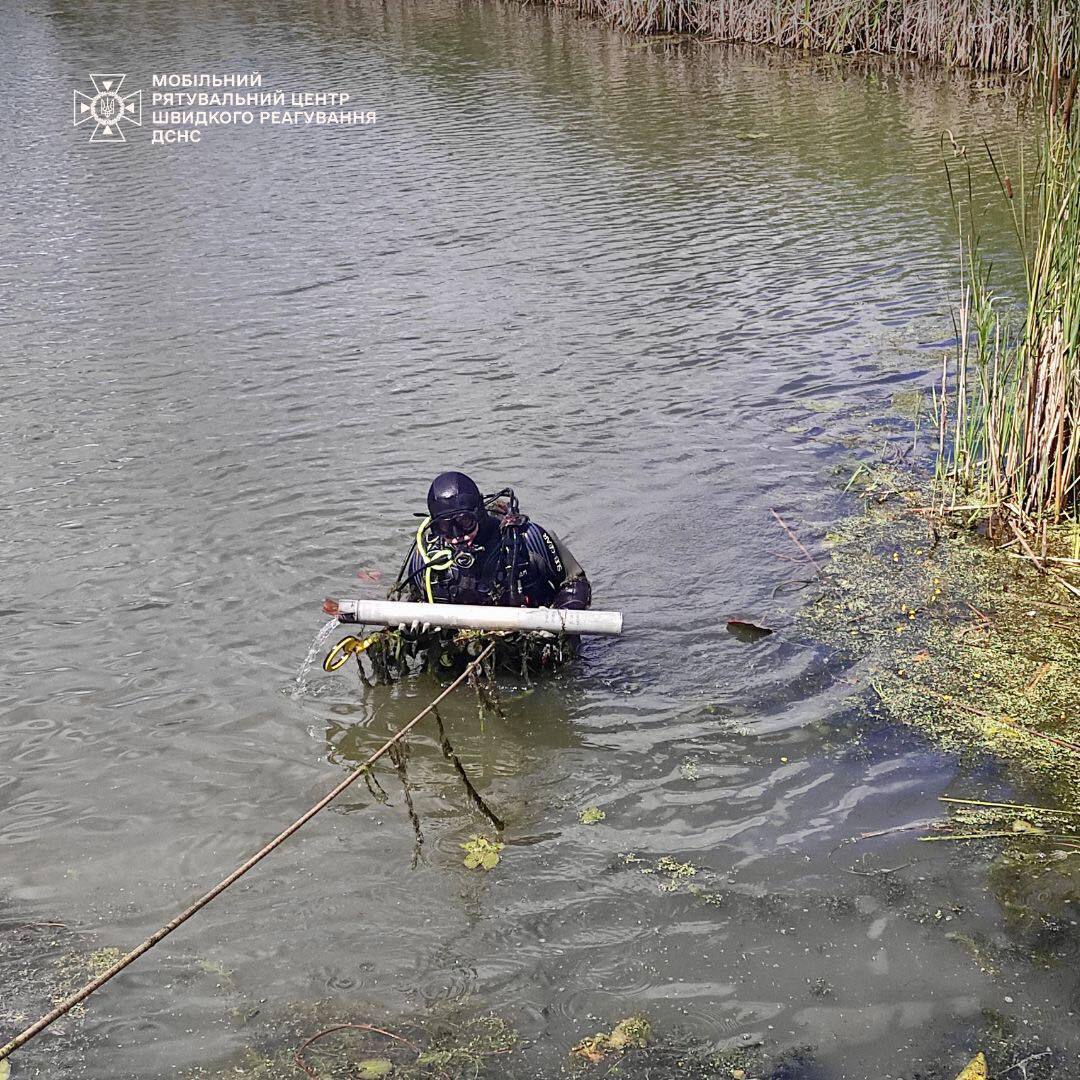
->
426, 470, 489, 546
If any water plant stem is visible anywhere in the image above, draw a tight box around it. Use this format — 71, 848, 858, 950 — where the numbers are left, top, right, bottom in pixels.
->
0, 641, 496, 1064
939, 796, 1080, 817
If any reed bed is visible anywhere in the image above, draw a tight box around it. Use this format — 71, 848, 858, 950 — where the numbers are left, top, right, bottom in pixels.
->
541, 0, 1074, 74
939, 15, 1080, 541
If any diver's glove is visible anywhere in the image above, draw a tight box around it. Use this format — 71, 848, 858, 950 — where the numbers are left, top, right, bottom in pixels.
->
396, 620, 442, 634
554, 577, 592, 611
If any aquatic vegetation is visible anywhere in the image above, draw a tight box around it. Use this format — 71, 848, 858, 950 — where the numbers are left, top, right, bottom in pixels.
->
680, 757, 700, 781
538, 0, 1069, 74
621, 852, 705, 893
50, 946, 125, 1016
461, 834, 504, 870
938, 17, 1080, 538
579, 805, 605, 825
571, 1015, 651, 1063
188, 1005, 519, 1079
325, 626, 574, 686
86, 947, 123, 977
803, 465, 1080, 811
655, 855, 698, 891
356, 1058, 393, 1078
955, 1053, 988, 1080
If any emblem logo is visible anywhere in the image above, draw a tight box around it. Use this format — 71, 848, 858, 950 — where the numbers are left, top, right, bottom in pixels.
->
73, 73, 142, 143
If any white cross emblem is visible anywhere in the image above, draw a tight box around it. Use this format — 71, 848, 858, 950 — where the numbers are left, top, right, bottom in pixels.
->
73, 73, 142, 143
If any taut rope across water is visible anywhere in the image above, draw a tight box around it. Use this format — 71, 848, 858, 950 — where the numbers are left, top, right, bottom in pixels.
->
0, 641, 497, 1064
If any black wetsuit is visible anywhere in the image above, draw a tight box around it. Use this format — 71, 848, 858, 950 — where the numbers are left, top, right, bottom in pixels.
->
399, 513, 591, 610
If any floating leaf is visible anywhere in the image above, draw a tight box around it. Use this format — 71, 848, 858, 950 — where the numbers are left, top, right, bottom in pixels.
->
954, 1053, 987, 1080
356, 1058, 393, 1078
726, 619, 774, 643
579, 806, 605, 825
1011, 819, 1042, 833
0, 1060, 10, 1080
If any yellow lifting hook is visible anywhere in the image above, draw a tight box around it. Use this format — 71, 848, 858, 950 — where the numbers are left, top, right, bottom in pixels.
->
322, 632, 382, 672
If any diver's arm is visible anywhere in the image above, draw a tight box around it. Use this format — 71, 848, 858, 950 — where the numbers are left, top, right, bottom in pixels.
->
543, 529, 592, 610
392, 543, 427, 602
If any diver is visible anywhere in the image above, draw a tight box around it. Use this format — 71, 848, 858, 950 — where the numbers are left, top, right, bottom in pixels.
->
391, 471, 591, 611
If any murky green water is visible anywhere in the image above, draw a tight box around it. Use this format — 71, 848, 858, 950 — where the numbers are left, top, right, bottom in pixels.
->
1, 1, 1076, 1076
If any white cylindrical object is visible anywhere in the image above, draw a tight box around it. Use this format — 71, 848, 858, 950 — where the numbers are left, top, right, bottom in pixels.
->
334, 599, 622, 636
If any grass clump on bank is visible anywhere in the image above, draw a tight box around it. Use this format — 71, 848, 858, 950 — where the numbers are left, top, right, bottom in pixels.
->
537, 0, 1072, 74
802, 465, 1080, 810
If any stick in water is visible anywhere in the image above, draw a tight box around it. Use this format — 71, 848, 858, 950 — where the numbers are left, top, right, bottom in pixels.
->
769, 508, 825, 577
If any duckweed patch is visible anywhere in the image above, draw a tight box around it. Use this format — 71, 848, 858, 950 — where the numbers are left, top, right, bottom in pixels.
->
802, 466, 1080, 812
579, 806, 606, 825
619, 852, 706, 895
51, 945, 126, 1016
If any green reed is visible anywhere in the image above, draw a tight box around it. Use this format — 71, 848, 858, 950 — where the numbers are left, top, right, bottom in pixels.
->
938, 15, 1080, 540
543, 0, 1068, 75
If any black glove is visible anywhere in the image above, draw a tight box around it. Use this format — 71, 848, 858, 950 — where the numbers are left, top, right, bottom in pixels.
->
554, 577, 591, 611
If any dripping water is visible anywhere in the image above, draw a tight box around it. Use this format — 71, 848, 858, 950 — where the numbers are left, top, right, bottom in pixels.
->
292, 618, 340, 697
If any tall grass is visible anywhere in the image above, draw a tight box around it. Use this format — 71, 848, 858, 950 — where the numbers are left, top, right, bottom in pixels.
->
939, 14, 1080, 541
541, 0, 1071, 75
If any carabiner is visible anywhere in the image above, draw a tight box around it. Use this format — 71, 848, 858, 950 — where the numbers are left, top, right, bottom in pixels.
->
323, 633, 380, 672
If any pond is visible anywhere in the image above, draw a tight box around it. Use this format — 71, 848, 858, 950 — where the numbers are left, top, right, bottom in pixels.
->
0, 1, 1074, 1076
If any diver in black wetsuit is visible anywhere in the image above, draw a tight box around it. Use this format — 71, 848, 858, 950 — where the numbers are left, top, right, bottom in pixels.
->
391, 471, 591, 611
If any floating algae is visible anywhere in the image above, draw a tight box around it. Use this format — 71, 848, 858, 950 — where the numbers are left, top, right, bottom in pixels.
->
571, 1015, 651, 1064
578, 806, 605, 825
50, 945, 127, 1016
801, 465, 1080, 811
185, 1003, 520, 1079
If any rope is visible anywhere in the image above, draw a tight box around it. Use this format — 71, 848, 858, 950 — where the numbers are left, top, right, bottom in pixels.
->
0, 641, 496, 1063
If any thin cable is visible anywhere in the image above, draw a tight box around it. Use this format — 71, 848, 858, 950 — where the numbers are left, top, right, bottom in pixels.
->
0, 642, 496, 1062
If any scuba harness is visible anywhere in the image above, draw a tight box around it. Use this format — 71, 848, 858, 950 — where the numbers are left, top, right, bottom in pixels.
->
392, 488, 551, 606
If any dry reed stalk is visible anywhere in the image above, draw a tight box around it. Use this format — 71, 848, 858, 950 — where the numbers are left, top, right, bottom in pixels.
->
537, 0, 1070, 75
